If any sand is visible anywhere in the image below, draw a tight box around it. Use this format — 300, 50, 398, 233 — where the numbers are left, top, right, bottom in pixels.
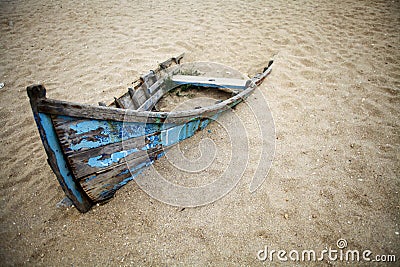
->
0, 0, 399, 265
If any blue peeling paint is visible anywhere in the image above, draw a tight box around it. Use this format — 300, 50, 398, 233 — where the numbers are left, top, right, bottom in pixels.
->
137, 119, 205, 149
161, 125, 182, 146
200, 119, 210, 129
142, 135, 160, 150
70, 139, 103, 151
65, 117, 176, 151
87, 148, 139, 168
70, 120, 110, 135
83, 115, 222, 201
84, 120, 206, 170
88, 115, 224, 201
83, 115, 224, 178
38, 113, 84, 204
62, 114, 221, 153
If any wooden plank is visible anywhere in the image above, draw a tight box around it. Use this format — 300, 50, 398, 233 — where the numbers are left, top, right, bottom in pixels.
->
72, 146, 164, 180
137, 89, 163, 111
141, 84, 151, 99
159, 53, 184, 69
172, 75, 250, 90
137, 84, 167, 112
138, 90, 148, 104
146, 76, 165, 95
116, 93, 136, 110
80, 149, 165, 201
26, 85, 93, 212
141, 71, 157, 89
53, 113, 207, 155
37, 98, 164, 123
132, 88, 147, 107
55, 116, 212, 180
69, 143, 161, 180
51, 115, 176, 154
128, 88, 140, 109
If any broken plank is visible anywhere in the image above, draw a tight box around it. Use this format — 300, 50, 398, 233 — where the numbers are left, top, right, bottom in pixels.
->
80, 149, 165, 201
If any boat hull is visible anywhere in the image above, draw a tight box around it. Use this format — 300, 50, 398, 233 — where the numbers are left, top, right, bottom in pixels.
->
27, 56, 273, 212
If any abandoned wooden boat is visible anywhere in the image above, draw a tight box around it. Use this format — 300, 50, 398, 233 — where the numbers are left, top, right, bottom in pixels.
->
27, 54, 273, 212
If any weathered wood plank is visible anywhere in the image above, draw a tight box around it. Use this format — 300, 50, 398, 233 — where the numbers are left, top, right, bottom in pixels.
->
146, 75, 165, 95
142, 84, 151, 99
137, 86, 166, 111
54, 116, 212, 179
80, 149, 165, 201
116, 93, 136, 110
70, 143, 161, 180
132, 88, 147, 107
159, 53, 184, 69
128, 88, 140, 109
51, 115, 176, 153
141, 71, 157, 93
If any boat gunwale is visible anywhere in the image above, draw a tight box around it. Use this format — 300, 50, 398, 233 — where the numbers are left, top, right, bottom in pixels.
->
35, 86, 253, 122
33, 61, 273, 123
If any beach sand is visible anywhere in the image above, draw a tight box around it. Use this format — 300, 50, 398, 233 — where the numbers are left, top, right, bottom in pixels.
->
0, 0, 399, 265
